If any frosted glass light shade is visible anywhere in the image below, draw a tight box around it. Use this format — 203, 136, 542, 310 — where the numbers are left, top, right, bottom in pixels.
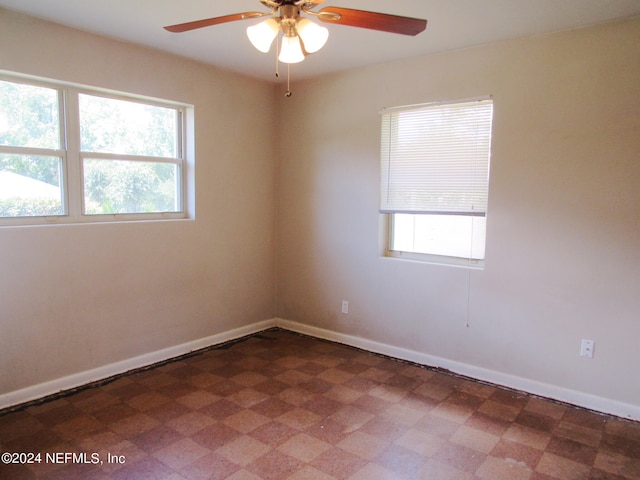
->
296, 18, 328, 53
278, 35, 305, 63
247, 18, 280, 53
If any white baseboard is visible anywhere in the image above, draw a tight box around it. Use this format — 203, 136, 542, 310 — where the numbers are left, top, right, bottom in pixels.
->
275, 318, 640, 421
3, 317, 638, 421
0, 318, 277, 411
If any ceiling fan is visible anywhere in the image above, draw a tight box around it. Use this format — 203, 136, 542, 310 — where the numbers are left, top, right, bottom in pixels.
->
164, 1, 427, 68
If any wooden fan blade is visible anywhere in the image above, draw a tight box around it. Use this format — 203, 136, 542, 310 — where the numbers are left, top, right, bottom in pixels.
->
164, 12, 264, 33
317, 7, 427, 36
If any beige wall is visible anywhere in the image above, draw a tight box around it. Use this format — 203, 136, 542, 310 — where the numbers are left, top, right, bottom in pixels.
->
0, 9, 277, 394
1, 7, 639, 418
276, 18, 640, 414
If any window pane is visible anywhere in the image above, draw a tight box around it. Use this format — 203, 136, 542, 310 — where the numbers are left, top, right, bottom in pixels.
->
0, 80, 60, 149
392, 213, 486, 260
83, 158, 179, 214
0, 154, 64, 217
79, 94, 176, 157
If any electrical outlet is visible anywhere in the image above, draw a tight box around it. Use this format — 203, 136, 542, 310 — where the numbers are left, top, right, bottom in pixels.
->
580, 339, 595, 358
341, 300, 349, 314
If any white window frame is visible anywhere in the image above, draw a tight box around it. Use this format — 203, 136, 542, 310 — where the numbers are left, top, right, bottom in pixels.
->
380, 97, 493, 268
0, 72, 190, 227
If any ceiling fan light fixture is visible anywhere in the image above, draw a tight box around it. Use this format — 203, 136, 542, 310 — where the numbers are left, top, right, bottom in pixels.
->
247, 17, 280, 53
278, 34, 305, 64
164, 2, 428, 83
296, 18, 328, 53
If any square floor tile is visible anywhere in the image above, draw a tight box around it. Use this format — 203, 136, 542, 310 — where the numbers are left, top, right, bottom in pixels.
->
1, 330, 637, 480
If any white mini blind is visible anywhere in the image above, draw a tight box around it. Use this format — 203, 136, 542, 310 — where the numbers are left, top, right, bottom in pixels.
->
380, 98, 493, 215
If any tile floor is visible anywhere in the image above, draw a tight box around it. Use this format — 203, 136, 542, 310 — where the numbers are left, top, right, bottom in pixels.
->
1, 329, 639, 480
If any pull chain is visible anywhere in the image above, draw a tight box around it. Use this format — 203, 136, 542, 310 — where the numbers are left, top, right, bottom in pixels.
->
275, 35, 280, 78
285, 64, 292, 97
273, 34, 292, 97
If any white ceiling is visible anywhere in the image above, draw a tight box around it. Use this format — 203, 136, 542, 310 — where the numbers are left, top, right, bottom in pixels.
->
1, 0, 639, 82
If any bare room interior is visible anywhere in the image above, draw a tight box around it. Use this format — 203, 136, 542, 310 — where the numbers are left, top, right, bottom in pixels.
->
1, 1, 639, 479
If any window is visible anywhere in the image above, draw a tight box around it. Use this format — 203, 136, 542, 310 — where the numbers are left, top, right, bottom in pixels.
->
0, 74, 187, 225
380, 97, 493, 266
0, 80, 65, 217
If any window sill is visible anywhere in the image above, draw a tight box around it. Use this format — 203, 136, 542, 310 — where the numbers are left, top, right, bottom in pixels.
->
0, 212, 189, 228
384, 249, 485, 270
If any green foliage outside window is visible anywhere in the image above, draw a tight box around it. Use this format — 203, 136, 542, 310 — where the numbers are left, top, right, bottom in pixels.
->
0, 79, 181, 219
